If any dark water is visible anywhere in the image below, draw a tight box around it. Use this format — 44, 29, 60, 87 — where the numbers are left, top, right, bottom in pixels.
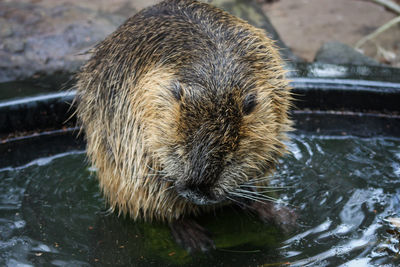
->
1, 134, 399, 266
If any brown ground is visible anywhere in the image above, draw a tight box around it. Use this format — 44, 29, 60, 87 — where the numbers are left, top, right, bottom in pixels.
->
261, 0, 400, 66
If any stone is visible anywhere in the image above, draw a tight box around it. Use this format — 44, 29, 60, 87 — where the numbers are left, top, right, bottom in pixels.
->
314, 41, 380, 66
0, 0, 296, 83
4, 39, 25, 53
0, 19, 13, 38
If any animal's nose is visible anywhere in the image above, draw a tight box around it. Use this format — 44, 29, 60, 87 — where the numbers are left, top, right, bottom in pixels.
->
176, 183, 219, 205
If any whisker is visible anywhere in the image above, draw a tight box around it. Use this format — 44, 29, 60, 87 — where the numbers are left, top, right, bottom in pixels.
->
245, 174, 280, 182
229, 191, 270, 205
235, 189, 292, 206
226, 196, 253, 209
245, 194, 279, 203
236, 189, 280, 201
239, 185, 290, 189
242, 178, 275, 185
256, 189, 285, 194
236, 188, 279, 198
243, 177, 272, 183
226, 196, 242, 205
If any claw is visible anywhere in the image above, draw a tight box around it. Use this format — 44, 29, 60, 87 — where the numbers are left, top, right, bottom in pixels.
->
169, 218, 215, 253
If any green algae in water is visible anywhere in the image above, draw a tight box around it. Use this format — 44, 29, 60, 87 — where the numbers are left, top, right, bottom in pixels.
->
1, 135, 400, 266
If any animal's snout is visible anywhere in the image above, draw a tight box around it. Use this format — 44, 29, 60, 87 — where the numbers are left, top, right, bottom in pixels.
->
176, 182, 221, 205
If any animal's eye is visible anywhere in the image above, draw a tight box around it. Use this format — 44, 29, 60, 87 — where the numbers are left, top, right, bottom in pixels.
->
243, 94, 257, 115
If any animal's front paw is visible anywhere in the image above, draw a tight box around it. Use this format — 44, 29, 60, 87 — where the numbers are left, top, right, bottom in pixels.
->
250, 201, 297, 233
169, 218, 215, 253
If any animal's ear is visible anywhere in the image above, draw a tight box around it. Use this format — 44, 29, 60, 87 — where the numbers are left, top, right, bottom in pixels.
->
243, 94, 257, 115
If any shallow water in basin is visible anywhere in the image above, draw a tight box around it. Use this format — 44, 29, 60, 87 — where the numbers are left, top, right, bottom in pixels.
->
1, 134, 399, 266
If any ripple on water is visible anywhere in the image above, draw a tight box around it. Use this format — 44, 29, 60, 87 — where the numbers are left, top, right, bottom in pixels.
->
0, 135, 399, 266
279, 135, 400, 266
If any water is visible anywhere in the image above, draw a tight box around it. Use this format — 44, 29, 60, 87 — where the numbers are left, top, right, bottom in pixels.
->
280, 135, 400, 266
1, 134, 399, 266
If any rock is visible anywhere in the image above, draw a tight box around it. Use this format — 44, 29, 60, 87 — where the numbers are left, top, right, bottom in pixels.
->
314, 41, 380, 66
206, 0, 300, 62
3, 39, 25, 53
0, 1, 135, 83
0, 0, 296, 83
0, 19, 14, 38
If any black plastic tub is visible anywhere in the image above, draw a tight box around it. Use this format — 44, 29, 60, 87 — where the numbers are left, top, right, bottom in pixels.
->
1, 63, 399, 167
1, 63, 400, 266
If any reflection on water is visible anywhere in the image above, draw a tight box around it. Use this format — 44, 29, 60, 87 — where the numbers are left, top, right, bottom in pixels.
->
0, 135, 399, 266
280, 135, 400, 266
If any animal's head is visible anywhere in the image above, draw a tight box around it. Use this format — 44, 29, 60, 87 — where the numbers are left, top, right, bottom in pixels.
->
141, 57, 291, 206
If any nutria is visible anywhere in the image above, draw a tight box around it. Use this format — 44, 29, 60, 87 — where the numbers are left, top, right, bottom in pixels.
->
76, 0, 293, 251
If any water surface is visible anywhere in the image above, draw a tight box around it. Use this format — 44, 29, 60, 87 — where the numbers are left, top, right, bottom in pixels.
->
1, 134, 399, 266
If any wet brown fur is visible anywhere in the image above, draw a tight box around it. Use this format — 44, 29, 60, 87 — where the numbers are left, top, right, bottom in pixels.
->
76, 0, 292, 222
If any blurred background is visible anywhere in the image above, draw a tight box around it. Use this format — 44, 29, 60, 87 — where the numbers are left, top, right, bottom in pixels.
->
0, 0, 399, 83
